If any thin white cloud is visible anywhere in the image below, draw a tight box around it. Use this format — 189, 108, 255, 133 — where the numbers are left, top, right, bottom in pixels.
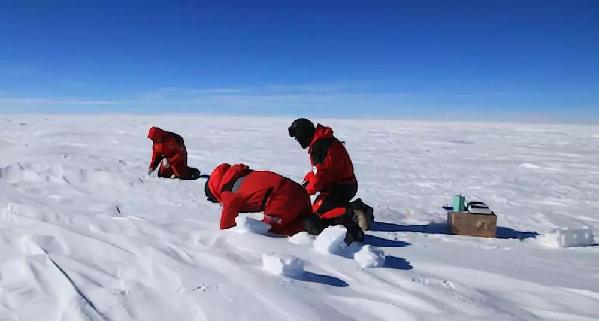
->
138, 82, 403, 99
0, 97, 125, 106
196, 88, 243, 94
129, 86, 422, 116
0, 83, 596, 122
0, 97, 126, 113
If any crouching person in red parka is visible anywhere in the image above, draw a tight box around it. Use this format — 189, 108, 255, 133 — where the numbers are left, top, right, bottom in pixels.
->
204, 163, 312, 236
147, 127, 200, 180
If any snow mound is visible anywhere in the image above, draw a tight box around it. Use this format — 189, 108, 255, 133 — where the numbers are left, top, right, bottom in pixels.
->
353, 245, 386, 268
65, 168, 129, 189
262, 253, 304, 277
77, 168, 117, 185
232, 216, 271, 235
313, 226, 347, 254
538, 227, 595, 248
519, 163, 541, 169
0, 163, 62, 184
288, 232, 314, 245
0, 163, 129, 190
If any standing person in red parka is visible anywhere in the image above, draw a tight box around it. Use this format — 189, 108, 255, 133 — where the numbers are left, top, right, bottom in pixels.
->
204, 163, 312, 236
288, 118, 374, 242
147, 127, 200, 180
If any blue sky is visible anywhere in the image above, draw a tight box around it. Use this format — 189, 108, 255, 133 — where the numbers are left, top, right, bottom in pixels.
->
0, 0, 598, 121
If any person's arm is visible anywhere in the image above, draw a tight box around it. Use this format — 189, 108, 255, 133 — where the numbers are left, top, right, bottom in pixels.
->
149, 143, 163, 172
304, 139, 334, 194
302, 171, 314, 188
219, 191, 245, 229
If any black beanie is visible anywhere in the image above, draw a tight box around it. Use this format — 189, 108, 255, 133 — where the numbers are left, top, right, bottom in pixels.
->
288, 118, 315, 149
204, 177, 218, 203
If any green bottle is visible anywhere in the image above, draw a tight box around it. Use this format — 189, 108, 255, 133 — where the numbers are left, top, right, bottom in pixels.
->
453, 195, 465, 212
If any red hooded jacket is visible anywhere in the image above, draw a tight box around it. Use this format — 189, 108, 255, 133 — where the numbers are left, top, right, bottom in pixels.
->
147, 127, 187, 177
303, 125, 356, 195
207, 163, 311, 235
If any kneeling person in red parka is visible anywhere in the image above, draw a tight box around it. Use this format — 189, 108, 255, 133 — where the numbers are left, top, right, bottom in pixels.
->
204, 163, 312, 236
147, 127, 200, 180
288, 118, 374, 243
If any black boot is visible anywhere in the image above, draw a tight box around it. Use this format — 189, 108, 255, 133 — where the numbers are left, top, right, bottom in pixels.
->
341, 207, 364, 244
351, 198, 374, 231
344, 220, 364, 245
179, 168, 201, 180
189, 168, 201, 180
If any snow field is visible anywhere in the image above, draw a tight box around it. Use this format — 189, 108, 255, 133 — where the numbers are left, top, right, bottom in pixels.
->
0, 115, 598, 321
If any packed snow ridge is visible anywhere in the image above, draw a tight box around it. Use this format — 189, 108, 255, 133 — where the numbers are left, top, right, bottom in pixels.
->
262, 253, 305, 277
538, 227, 595, 248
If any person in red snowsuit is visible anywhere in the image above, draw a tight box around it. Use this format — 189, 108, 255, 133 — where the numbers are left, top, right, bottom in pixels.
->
204, 163, 312, 236
147, 127, 200, 180
289, 118, 373, 242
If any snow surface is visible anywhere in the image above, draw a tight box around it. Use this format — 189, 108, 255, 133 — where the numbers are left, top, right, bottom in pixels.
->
538, 227, 595, 248
1, 115, 598, 321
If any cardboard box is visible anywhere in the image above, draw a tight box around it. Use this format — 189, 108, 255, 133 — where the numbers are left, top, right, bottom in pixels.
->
447, 211, 497, 238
